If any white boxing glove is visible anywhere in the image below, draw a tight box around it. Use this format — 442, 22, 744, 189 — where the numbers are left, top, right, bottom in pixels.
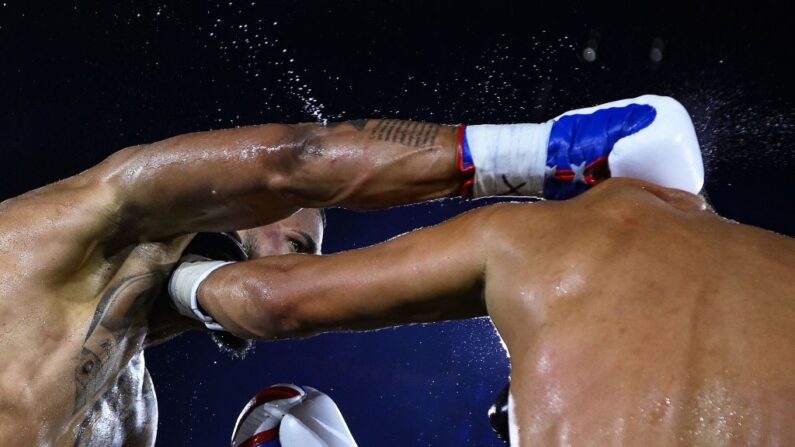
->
168, 257, 233, 331
231, 384, 358, 447
458, 95, 704, 199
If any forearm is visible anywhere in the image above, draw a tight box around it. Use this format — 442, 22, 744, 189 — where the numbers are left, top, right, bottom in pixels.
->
195, 255, 440, 340
281, 120, 464, 209
199, 263, 485, 341
99, 120, 465, 239
195, 206, 493, 340
195, 258, 307, 340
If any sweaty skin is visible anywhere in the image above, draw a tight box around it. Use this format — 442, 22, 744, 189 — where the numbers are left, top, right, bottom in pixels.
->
0, 119, 464, 445
201, 179, 795, 446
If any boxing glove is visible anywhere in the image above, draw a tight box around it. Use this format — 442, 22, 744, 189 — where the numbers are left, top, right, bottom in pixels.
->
168, 232, 247, 331
458, 95, 704, 199
231, 384, 358, 447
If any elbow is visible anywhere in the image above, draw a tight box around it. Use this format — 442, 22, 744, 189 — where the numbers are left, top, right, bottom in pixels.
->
265, 125, 355, 207
236, 262, 310, 340
91, 144, 149, 191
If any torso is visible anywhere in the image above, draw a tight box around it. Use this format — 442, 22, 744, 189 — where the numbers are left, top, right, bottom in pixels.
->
0, 179, 190, 446
71, 352, 157, 446
485, 183, 795, 446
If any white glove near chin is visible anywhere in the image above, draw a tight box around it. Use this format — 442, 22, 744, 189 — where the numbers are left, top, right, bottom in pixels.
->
168, 258, 233, 331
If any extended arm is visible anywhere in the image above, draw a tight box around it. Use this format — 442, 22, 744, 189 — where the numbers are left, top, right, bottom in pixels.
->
85, 95, 701, 243
89, 120, 463, 241
194, 205, 499, 339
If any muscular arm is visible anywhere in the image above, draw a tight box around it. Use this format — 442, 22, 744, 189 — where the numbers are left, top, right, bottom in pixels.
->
193, 179, 704, 339
90, 120, 463, 241
195, 204, 500, 339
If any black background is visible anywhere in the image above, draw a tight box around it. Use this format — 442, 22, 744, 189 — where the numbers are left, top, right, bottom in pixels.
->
1, 1, 792, 445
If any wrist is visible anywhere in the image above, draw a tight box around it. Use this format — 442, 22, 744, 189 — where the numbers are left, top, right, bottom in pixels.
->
168, 260, 234, 331
458, 122, 551, 198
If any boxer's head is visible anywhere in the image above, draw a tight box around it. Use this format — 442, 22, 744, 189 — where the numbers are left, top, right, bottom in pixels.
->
237, 208, 325, 258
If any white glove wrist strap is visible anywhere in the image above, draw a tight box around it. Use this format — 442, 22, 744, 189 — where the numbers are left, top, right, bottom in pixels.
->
466, 122, 552, 197
168, 260, 234, 331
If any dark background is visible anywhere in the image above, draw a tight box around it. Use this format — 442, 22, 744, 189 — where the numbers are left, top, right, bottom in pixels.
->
1, 1, 792, 445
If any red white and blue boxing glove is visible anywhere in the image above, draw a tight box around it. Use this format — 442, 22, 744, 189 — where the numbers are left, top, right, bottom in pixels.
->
457, 95, 704, 199
231, 384, 358, 447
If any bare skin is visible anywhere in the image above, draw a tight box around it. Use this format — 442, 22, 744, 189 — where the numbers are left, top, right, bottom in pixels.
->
0, 119, 464, 446
201, 178, 795, 446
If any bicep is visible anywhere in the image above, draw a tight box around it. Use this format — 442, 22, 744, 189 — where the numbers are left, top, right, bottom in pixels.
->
201, 206, 496, 339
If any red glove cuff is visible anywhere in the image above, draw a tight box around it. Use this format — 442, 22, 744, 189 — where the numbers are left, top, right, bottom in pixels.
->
457, 125, 475, 198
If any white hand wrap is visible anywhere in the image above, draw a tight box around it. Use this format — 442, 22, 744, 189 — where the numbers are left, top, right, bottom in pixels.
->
168, 260, 234, 331
465, 122, 552, 197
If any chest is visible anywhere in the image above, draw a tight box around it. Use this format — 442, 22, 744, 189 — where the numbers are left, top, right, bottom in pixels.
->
70, 353, 157, 447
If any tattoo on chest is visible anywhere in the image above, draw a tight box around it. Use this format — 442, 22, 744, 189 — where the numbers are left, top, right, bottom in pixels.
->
72, 355, 157, 446
369, 120, 441, 148
72, 272, 163, 415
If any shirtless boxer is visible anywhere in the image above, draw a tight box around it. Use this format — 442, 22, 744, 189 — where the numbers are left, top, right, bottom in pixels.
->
190, 178, 795, 446
0, 95, 699, 445
0, 120, 458, 446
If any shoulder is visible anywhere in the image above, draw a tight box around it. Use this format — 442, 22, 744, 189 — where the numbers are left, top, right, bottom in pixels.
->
467, 181, 691, 260
455, 179, 676, 240
0, 161, 122, 233
475, 200, 558, 240
582, 177, 708, 214
0, 164, 132, 285
0, 182, 117, 253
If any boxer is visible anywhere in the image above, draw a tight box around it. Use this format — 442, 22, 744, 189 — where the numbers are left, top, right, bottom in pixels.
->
181, 178, 794, 446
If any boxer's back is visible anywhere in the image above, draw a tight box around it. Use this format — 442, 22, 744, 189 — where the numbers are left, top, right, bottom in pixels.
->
485, 181, 795, 446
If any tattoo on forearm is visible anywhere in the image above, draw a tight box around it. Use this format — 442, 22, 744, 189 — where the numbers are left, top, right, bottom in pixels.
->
369, 120, 441, 148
